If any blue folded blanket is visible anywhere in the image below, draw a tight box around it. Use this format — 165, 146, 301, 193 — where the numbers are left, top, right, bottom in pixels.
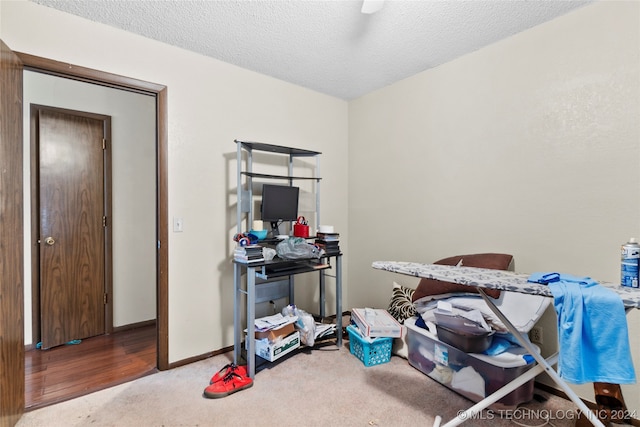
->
528, 272, 636, 384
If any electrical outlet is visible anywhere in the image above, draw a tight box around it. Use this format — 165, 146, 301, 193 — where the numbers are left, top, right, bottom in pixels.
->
530, 326, 543, 344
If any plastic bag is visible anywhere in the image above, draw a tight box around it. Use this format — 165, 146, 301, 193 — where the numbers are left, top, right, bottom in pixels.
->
262, 247, 276, 261
276, 237, 325, 260
282, 304, 315, 346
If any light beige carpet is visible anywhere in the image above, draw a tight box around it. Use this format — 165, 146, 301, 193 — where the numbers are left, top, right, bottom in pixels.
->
17, 343, 583, 427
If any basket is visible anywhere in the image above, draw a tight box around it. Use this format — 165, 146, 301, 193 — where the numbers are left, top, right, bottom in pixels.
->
346, 324, 392, 367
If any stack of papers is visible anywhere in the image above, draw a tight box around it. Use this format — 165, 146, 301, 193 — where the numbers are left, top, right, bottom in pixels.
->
434, 300, 491, 334
251, 313, 338, 344
234, 244, 264, 263
254, 313, 297, 333
314, 323, 336, 340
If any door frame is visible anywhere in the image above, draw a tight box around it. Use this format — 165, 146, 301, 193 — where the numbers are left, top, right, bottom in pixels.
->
17, 51, 170, 370
1, 39, 25, 427
30, 104, 113, 346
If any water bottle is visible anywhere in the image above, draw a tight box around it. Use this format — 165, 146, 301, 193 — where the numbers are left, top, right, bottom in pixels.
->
621, 237, 640, 288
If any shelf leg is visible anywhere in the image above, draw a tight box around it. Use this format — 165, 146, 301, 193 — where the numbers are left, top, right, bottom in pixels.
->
319, 269, 326, 319
336, 255, 342, 347
288, 275, 294, 306
247, 266, 256, 379
233, 263, 241, 365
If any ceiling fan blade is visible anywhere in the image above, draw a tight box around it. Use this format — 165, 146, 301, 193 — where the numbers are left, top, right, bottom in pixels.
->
361, 0, 384, 14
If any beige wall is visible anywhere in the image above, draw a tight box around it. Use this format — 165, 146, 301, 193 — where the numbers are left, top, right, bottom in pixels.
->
1, 0, 349, 363
22, 70, 157, 343
349, 0, 639, 411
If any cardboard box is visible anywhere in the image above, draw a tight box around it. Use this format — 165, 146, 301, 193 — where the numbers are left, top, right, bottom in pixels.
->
255, 331, 300, 362
351, 308, 403, 338
255, 322, 295, 341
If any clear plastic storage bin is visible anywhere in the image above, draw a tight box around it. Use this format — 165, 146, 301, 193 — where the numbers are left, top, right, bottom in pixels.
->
405, 317, 538, 410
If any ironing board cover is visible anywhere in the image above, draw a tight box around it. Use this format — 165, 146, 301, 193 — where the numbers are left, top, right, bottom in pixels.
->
372, 261, 640, 309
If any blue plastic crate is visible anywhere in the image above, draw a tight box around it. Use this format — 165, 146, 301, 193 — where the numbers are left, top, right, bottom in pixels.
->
346, 324, 392, 367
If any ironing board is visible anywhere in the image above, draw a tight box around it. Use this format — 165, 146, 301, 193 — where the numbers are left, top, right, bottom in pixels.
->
372, 261, 640, 427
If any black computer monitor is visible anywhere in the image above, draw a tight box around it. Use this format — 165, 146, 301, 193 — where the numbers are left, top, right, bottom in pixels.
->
260, 184, 299, 236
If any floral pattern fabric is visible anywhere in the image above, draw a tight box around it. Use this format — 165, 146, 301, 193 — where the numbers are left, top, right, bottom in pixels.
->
387, 282, 416, 323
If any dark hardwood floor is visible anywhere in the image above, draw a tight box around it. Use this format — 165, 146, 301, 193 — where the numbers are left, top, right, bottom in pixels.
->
25, 324, 157, 411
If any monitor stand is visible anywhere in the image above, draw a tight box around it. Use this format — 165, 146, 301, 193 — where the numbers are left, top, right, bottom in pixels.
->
269, 221, 281, 238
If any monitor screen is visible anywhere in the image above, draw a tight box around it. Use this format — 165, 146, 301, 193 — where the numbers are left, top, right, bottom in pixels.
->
260, 184, 299, 223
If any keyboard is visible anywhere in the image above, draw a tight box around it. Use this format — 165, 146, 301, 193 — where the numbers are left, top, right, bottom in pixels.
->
266, 262, 304, 274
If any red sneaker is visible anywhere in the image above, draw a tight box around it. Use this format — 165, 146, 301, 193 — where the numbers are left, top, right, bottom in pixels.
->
203, 372, 253, 399
209, 363, 248, 384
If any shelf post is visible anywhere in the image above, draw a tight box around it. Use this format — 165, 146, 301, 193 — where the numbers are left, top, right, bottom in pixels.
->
236, 142, 242, 234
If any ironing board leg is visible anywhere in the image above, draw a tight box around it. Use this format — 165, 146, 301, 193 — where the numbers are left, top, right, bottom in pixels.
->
478, 290, 605, 427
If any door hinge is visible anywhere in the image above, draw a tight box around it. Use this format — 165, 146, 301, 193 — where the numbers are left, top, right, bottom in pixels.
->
102, 139, 107, 150
103, 293, 108, 304
103, 216, 107, 227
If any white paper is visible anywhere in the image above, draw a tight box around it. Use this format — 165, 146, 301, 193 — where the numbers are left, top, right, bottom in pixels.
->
254, 313, 298, 331
436, 300, 453, 313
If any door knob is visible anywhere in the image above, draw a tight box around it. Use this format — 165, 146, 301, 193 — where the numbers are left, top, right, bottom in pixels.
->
44, 236, 55, 246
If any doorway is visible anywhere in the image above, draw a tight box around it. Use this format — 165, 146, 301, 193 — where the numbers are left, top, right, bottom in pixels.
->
32, 105, 111, 350
18, 49, 169, 379
25, 71, 159, 349
26, 71, 157, 342
0, 46, 169, 422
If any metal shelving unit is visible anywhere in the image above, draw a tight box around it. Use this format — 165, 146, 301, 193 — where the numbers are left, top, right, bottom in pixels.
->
233, 139, 342, 379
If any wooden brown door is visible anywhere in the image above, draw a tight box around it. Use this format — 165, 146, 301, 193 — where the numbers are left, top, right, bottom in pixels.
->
0, 39, 25, 427
36, 107, 108, 350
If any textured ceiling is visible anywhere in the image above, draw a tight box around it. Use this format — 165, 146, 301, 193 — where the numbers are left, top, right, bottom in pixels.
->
31, 0, 592, 100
